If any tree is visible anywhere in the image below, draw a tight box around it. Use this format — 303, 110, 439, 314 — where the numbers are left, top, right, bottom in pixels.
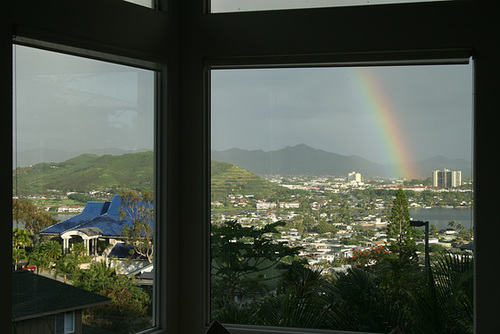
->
211, 220, 303, 314
13, 199, 58, 245
256, 268, 329, 329
12, 228, 32, 270
42, 239, 63, 263
13, 227, 32, 249
412, 252, 474, 333
12, 248, 26, 271
54, 253, 79, 283
28, 243, 50, 274
448, 220, 457, 230
71, 242, 89, 257
430, 224, 439, 236
73, 261, 151, 333
322, 267, 411, 332
119, 190, 154, 263
386, 188, 417, 260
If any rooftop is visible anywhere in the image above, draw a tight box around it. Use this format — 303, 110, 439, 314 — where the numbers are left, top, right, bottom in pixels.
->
13, 270, 110, 321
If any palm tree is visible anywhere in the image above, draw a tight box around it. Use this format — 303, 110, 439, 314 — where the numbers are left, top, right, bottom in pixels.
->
71, 241, 88, 255
28, 244, 50, 274
54, 253, 79, 283
12, 228, 32, 270
12, 227, 32, 249
42, 240, 63, 264
256, 266, 329, 328
322, 267, 411, 333
412, 252, 473, 333
12, 248, 26, 270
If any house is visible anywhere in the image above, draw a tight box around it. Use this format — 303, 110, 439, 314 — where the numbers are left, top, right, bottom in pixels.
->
40, 194, 153, 257
13, 270, 110, 334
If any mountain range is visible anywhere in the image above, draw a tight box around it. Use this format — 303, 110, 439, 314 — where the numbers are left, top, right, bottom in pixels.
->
211, 144, 472, 179
14, 147, 152, 168
13, 145, 472, 196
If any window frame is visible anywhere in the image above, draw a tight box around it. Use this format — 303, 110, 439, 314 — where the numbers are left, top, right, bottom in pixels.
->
178, 0, 496, 333
2, 0, 499, 334
55, 311, 75, 334
205, 55, 473, 334
3, 1, 175, 334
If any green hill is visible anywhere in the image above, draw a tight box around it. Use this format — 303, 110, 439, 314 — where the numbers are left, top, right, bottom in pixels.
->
13, 152, 154, 195
211, 161, 285, 201
13, 152, 286, 200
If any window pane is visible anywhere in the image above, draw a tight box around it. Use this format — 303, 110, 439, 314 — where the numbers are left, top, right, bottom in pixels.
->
211, 0, 451, 13
210, 63, 473, 331
64, 311, 74, 333
12, 45, 156, 334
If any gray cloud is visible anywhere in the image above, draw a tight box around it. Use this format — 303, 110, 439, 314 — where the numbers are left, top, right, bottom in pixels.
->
14, 45, 154, 158
211, 64, 473, 164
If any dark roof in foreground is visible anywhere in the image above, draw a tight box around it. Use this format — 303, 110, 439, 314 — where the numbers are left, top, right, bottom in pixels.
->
13, 271, 110, 321
82, 324, 116, 334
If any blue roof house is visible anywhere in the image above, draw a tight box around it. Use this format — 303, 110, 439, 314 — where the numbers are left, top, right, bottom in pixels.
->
40, 194, 154, 258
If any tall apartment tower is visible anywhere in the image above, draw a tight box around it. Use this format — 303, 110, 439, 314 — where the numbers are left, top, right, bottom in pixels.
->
432, 169, 462, 188
348, 171, 362, 182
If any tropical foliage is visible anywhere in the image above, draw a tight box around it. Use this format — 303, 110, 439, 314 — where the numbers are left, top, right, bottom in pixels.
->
12, 199, 57, 244
210, 190, 474, 333
119, 189, 154, 263
211, 220, 302, 312
72, 261, 152, 334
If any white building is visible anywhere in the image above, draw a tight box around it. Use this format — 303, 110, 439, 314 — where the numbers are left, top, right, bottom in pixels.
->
279, 202, 300, 209
432, 169, 462, 188
348, 171, 362, 182
256, 201, 277, 210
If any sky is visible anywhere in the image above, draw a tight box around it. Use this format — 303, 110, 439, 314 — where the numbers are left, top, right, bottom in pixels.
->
14, 45, 473, 169
211, 64, 474, 165
14, 45, 155, 165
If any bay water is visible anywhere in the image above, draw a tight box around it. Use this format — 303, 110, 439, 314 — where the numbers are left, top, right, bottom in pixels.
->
410, 208, 473, 230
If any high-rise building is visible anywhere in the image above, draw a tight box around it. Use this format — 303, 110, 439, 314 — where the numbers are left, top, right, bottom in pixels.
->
432, 169, 462, 188
348, 171, 362, 182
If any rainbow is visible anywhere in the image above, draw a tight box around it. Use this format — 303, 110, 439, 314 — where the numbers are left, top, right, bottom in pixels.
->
354, 67, 418, 180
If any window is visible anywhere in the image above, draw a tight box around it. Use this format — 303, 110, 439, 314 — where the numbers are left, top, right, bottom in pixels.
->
123, 0, 155, 8
13, 44, 158, 333
2, 1, 499, 334
210, 63, 473, 332
210, 0, 451, 13
55, 311, 74, 334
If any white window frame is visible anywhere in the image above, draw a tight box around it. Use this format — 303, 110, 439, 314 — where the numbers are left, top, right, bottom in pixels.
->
55, 311, 75, 334
2, 1, 499, 334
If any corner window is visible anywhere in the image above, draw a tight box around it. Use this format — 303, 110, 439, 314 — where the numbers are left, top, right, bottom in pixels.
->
210, 62, 474, 332
13, 44, 158, 333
